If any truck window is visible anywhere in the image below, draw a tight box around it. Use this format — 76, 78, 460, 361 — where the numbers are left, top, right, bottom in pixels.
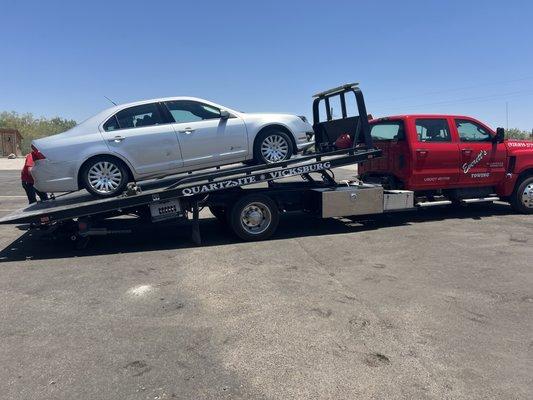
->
370, 121, 405, 141
416, 119, 451, 142
455, 119, 492, 142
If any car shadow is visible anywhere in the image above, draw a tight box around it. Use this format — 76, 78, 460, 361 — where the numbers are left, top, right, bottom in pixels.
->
0, 202, 515, 262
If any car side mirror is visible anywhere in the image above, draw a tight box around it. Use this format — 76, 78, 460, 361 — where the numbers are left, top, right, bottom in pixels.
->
495, 127, 505, 143
220, 110, 230, 119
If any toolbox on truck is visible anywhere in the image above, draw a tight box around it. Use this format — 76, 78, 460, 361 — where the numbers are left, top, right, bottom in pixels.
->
311, 184, 384, 217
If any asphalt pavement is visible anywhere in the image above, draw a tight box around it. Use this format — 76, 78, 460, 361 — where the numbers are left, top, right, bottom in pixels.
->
0, 169, 531, 400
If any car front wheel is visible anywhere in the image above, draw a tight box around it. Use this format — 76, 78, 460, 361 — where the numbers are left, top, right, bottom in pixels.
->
81, 157, 129, 197
254, 130, 294, 164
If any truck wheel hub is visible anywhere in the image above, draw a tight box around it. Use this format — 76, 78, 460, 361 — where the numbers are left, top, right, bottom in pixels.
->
240, 203, 271, 234
522, 183, 533, 208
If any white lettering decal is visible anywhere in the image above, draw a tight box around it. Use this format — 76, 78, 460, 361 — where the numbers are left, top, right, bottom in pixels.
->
507, 141, 533, 148
180, 162, 332, 196
462, 150, 488, 174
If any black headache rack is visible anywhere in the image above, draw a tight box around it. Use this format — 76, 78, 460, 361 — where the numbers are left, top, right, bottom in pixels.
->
0, 146, 381, 227
312, 82, 373, 152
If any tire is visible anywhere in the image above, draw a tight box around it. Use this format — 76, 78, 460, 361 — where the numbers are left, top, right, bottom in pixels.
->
253, 130, 294, 164
229, 194, 279, 241
510, 175, 533, 214
209, 206, 227, 223
81, 156, 129, 197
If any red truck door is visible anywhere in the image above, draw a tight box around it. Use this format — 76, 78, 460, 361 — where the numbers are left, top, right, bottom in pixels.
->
453, 118, 507, 187
360, 119, 410, 181
408, 117, 460, 189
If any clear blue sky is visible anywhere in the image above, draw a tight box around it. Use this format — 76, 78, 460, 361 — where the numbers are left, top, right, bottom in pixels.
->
1, 0, 532, 130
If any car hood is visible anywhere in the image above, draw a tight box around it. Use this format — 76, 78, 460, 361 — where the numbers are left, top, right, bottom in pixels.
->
239, 112, 300, 119
238, 112, 312, 131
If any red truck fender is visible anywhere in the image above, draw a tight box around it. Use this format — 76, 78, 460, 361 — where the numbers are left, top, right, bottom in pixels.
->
497, 141, 533, 197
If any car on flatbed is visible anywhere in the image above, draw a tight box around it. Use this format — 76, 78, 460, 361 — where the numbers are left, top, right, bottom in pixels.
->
30, 97, 314, 197
358, 114, 533, 213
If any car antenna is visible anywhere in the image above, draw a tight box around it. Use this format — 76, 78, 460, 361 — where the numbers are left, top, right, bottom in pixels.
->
104, 95, 117, 106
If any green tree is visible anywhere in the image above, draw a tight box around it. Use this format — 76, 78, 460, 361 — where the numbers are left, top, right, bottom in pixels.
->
0, 111, 77, 154
505, 128, 531, 140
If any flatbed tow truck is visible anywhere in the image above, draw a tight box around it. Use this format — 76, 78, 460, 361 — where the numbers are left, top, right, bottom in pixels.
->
1, 83, 529, 248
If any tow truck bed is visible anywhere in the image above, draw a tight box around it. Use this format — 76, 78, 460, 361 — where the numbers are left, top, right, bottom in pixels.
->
0, 147, 381, 227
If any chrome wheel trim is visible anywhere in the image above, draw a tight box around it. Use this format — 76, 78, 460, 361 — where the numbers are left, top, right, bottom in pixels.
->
240, 202, 272, 235
260, 134, 289, 163
521, 183, 533, 208
87, 161, 123, 194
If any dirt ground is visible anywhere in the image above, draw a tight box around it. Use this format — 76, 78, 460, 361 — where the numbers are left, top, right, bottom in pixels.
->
0, 169, 531, 400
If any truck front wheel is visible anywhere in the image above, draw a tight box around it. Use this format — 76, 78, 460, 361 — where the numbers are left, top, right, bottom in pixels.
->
229, 194, 279, 241
511, 176, 533, 214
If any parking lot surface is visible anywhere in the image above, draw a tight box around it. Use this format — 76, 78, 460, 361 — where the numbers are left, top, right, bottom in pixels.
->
0, 169, 531, 399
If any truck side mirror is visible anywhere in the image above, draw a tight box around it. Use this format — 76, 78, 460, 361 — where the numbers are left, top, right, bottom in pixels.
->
220, 110, 230, 119
495, 127, 505, 143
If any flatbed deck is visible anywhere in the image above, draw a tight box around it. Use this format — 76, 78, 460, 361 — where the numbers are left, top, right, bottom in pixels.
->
0, 147, 381, 226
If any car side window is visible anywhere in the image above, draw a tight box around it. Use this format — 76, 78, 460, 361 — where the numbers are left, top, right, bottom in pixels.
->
104, 103, 164, 131
164, 100, 221, 124
415, 119, 451, 142
103, 115, 120, 131
455, 119, 492, 142
370, 121, 405, 141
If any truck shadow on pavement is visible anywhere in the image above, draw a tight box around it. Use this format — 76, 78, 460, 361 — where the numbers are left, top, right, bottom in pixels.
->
0, 202, 516, 262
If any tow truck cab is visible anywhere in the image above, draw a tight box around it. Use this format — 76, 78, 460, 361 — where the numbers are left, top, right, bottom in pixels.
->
358, 115, 533, 212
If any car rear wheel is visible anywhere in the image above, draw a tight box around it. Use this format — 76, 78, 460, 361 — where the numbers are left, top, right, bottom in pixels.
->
254, 130, 293, 164
82, 157, 129, 197
511, 175, 533, 214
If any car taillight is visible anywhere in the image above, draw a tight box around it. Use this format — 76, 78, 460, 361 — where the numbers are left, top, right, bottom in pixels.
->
31, 144, 46, 160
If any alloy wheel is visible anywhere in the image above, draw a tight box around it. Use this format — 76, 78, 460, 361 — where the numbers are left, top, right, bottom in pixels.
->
87, 161, 123, 194
260, 134, 289, 163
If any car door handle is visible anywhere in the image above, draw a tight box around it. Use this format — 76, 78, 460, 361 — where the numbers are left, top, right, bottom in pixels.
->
461, 148, 473, 155
108, 135, 125, 143
416, 149, 428, 158
178, 128, 196, 134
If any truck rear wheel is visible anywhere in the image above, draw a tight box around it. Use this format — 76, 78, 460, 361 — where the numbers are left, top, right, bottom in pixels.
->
229, 194, 279, 241
511, 176, 533, 214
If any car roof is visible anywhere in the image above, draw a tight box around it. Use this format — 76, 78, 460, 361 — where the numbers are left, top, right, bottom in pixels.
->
99, 96, 232, 116
371, 114, 478, 121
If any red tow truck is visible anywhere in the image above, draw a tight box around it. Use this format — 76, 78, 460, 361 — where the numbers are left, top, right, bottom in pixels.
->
358, 115, 533, 214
